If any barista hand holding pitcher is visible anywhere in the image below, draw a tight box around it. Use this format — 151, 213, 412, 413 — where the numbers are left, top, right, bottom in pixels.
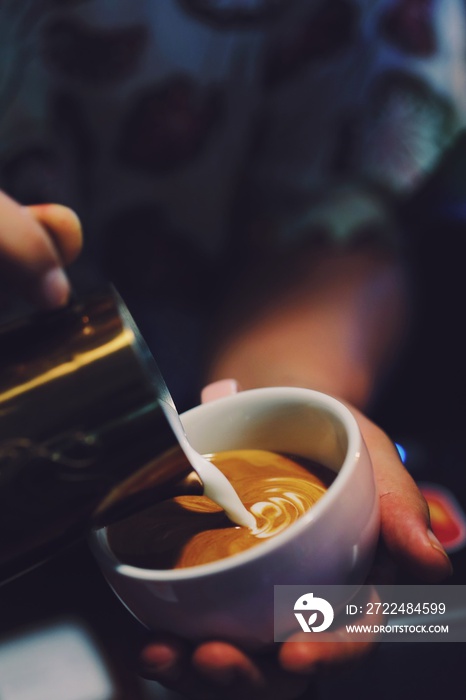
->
0, 190, 452, 699
0, 192, 82, 310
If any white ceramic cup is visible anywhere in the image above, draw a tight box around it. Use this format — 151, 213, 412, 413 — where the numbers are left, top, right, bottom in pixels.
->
90, 385, 380, 649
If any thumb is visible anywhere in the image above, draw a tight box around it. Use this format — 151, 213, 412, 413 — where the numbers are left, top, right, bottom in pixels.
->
355, 409, 452, 582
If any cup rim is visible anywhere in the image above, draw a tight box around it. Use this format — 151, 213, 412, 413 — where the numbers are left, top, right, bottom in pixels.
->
90, 387, 364, 581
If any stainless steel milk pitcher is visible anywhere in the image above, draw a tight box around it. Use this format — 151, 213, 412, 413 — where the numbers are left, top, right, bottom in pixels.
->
0, 287, 199, 583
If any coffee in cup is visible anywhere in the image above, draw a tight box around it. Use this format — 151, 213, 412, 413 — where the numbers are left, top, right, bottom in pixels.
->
106, 448, 335, 570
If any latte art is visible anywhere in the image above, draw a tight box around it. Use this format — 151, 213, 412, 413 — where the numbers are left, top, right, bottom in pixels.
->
107, 449, 334, 570
250, 479, 326, 538
206, 450, 328, 539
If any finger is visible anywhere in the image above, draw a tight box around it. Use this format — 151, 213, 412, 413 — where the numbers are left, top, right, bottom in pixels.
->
25, 203, 83, 266
0, 192, 78, 308
193, 642, 309, 700
355, 408, 453, 582
193, 642, 264, 687
279, 633, 375, 675
139, 634, 188, 677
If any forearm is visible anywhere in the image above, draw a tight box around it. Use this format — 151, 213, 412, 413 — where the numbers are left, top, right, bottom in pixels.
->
205, 245, 410, 410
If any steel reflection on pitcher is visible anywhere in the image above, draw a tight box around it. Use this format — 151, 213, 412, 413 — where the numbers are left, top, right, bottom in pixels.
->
0, 286, 200, 583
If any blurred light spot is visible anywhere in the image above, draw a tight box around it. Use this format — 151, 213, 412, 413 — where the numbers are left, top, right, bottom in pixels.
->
395, 442, 406, 463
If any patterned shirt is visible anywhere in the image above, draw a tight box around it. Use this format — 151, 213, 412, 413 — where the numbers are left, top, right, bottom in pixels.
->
0, 0, 465, 402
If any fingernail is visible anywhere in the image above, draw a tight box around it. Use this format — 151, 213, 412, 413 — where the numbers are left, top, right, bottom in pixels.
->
40, 268, 70, 308
201, 379, 240, 404
427, 529, 453, 571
